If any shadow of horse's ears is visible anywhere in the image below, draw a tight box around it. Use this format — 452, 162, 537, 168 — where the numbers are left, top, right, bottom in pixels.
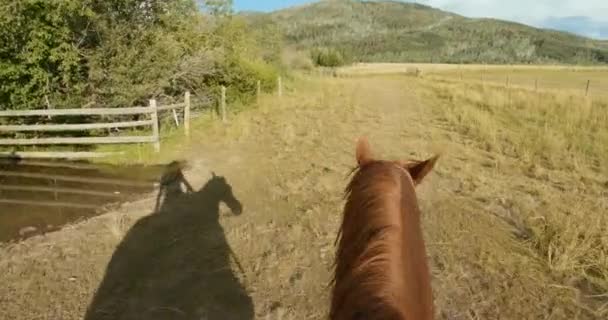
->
211, 171, 217, 178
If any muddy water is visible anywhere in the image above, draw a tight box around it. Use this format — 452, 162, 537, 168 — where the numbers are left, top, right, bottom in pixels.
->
0, 159, 169, 243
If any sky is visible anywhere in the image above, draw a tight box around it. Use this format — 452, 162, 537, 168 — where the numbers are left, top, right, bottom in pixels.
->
233, 0, 608, 39
234, 0, 311, 12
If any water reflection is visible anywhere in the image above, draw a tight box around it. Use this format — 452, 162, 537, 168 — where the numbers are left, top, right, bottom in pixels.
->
0, 158, 168, 242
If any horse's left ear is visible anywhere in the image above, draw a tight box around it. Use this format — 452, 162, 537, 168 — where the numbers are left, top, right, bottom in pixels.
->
356, 136, 373, 166
403, 155, 439, 185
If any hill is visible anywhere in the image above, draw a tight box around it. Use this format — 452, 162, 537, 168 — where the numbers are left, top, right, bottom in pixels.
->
243, 0, 608, 65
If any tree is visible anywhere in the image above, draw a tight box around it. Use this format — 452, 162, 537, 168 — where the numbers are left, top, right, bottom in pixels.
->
0, 0, 280, 116
310, 48, 347, 67
198, 0, 233, 16
0, 0, 94, 110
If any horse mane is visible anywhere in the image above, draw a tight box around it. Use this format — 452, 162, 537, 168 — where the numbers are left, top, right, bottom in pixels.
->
330, 160, 433, 320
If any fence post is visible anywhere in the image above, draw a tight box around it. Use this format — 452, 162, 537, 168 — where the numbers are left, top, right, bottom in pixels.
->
507, 75, 511, 107
221, 86, 227, 123
535, 78, 538, 91
184, 91, 191, 137
278, 76, 282, 98
257, 80, 261, 102
150, 99, 160, 153
171, 109, 180, 127
585, 80, 591, 96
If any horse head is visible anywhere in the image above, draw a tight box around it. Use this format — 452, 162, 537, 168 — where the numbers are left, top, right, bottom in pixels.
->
207, 172, 243, 215
356, 136, 439, 186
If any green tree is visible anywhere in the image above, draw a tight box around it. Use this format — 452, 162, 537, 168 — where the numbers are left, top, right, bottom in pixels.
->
0, 0, 94, 110
0, 0, 280, 115
310, 48, 347, 67
199, 0, 233, 16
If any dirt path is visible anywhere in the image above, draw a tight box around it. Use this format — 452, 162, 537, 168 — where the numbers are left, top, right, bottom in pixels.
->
179, 76, 441, 319
0, 75, 603, 319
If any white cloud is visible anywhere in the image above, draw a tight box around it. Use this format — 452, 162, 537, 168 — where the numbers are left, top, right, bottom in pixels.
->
411, 0, 608, 22
408, 0, 608, 38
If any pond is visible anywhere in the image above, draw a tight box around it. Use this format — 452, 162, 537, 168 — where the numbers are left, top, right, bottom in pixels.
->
0, 158, 169, 243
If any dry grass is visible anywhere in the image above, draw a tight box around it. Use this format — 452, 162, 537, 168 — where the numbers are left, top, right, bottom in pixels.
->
338, 62, 608, 74
428, 79, 608, 172
418, 71, 608, 318
1, 69, 607, 319
339, 63, 608, 98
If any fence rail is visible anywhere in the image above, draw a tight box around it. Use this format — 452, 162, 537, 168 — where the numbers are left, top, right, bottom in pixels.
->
1, 77, 283, 159
0, 92, 191, 159
0, 151, 124, 159
0, 106, 154, 117
0, 135, 157, 146
0, 120, 154, 132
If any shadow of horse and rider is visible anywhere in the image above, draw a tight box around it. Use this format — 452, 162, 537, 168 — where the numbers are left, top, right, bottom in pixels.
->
85, 161, 253, 320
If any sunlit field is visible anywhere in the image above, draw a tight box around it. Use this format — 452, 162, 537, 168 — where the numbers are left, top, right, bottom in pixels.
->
2, 68, 607, 319
339, 63, 608, 98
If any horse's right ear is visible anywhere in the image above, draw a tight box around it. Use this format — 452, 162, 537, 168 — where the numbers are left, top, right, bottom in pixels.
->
356, 137, 373, 166
404, 155, 439, 185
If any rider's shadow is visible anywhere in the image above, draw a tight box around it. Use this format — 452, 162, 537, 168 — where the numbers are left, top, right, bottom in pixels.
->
154, 161, 195, 213
85, 164, 251, 320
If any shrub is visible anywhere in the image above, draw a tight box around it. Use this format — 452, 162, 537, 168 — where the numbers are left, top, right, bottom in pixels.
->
310, 48, 347, 67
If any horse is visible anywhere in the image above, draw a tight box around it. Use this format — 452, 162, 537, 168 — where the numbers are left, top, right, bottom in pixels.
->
330, 137, 439, 320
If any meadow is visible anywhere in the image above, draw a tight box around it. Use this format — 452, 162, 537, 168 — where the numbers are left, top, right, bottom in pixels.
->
340, 62, 608, 98
1, 65, 607, 319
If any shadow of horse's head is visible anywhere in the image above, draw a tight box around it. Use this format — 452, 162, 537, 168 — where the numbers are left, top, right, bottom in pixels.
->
204, 172, 243, 216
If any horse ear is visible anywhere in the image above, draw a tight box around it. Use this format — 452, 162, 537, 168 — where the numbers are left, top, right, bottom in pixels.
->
404, 155, 439, 185
356, 137, 373, 166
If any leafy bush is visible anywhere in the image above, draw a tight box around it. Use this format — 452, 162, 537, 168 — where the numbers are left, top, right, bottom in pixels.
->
0, 0, 282, 115
219, 57, 279, 104
310, 48, 347, 67
0, 0, 92, 110
282, 48, 314, 71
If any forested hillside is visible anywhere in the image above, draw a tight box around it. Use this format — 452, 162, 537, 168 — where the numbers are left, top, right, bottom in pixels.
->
0, 0, 282, 112
245, 0, 608, 65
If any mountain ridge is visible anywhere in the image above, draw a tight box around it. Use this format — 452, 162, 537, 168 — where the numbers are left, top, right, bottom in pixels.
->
242, 0, 608, 65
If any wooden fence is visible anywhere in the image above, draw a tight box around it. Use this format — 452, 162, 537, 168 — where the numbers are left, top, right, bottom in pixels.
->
0, 75, 286, 160
0, 92, 191, 159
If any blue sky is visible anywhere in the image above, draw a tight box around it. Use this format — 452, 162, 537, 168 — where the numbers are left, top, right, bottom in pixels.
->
234, 0, 311, 12
232, 0, 608, 39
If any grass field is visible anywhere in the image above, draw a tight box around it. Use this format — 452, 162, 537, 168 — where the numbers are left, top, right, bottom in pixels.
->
1, 66, 607, 319
339, 63, 608, 98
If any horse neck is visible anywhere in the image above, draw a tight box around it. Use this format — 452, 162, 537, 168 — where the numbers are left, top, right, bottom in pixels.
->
397, 173, 434, 320
331, 163, 433, 320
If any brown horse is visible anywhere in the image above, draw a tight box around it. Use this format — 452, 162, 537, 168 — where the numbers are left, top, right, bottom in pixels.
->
330, 137, 439, 320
